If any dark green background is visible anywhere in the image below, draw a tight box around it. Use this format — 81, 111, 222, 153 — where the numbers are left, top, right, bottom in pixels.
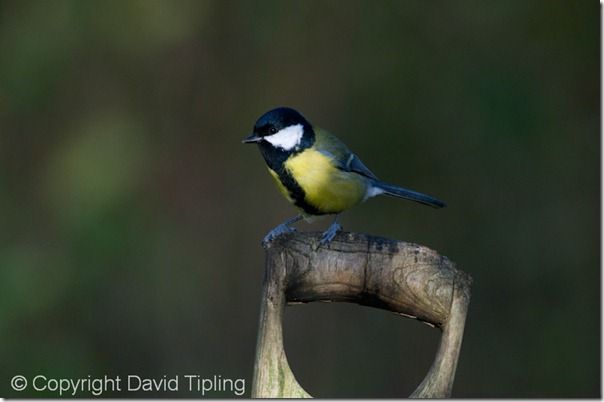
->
0, 0, 599, 398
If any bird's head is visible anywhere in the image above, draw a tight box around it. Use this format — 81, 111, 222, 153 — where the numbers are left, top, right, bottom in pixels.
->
243, 107, 314, 153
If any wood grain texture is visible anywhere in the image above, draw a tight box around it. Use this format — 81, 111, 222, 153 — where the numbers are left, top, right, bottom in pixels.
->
251, 231, 472, 398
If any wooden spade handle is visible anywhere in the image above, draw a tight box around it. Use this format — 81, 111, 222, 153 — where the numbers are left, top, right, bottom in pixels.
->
252, 232, 472, 398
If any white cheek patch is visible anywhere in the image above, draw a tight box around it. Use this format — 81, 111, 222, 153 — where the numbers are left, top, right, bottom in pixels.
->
265, 124, 304, 150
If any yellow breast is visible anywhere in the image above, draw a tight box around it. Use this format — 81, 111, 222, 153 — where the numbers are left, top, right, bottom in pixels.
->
284, 148, 367, 214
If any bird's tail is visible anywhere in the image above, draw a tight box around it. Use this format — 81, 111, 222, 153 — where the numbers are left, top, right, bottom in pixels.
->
370, 180, 446, 208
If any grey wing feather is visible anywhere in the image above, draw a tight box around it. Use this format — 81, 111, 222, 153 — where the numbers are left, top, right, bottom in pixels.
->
346, 154, 378, 180
318, 149, 378, 180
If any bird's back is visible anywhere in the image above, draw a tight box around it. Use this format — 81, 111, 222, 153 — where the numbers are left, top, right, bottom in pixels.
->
313, 128, 353, 162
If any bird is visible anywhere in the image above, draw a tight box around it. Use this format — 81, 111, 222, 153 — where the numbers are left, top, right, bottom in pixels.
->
243, 107, 445, 245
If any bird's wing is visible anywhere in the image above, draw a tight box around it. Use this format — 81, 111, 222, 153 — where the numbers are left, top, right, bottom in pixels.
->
314, 128, 379, 180
346, 153, 378, 180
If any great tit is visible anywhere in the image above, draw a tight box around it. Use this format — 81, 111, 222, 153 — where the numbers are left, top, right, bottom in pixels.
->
243, 107, 445, 245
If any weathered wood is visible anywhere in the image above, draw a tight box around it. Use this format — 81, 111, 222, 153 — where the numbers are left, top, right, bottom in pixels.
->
251, 231, 472, 398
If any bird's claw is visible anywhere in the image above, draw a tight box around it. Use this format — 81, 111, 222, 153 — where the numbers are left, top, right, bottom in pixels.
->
319, 222, 342, 246
262, 223, 297, 246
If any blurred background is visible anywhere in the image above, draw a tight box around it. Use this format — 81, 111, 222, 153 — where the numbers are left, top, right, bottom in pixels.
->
0, 0, 599, 398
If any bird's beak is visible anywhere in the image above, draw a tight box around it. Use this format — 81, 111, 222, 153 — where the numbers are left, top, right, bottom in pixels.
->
242, 133, 262, 144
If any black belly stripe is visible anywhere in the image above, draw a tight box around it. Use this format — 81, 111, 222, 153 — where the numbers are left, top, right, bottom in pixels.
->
277, 166, 324, 215
259, 143, 324, 216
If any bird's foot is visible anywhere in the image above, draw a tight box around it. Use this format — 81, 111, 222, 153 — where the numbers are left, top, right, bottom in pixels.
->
262, 223, 296, 246
319, 222, 342, 246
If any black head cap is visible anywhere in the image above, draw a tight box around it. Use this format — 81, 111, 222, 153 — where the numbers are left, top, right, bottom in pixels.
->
253, 107, 312, 137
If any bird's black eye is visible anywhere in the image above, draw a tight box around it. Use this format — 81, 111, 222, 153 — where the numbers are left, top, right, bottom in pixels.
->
269, 127, 277, 135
